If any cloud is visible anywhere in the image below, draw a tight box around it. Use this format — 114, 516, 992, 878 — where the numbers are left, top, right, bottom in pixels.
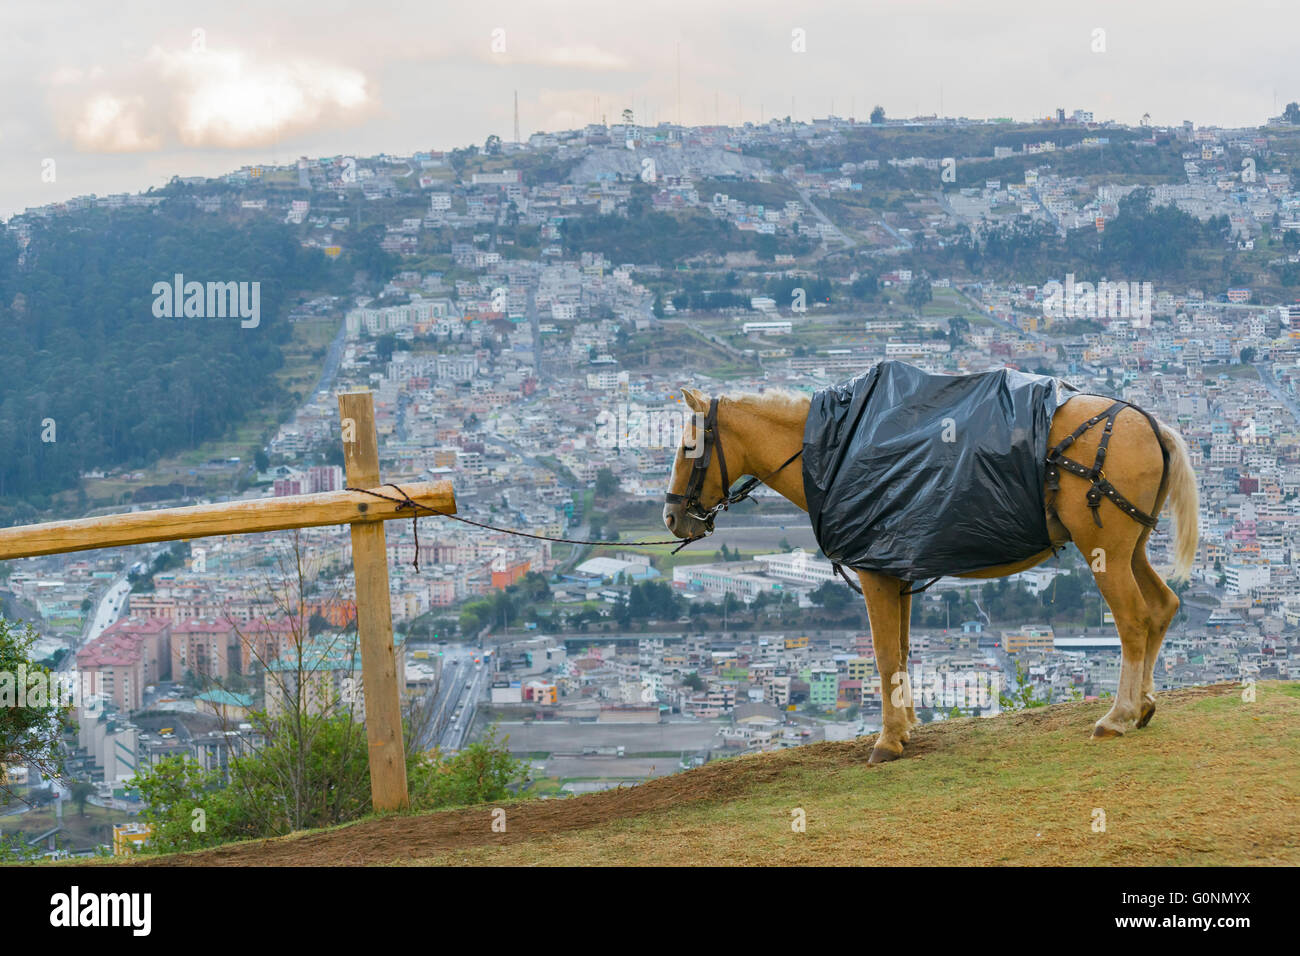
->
52, 45, 373, 153
150, 47, 372, 148
478, 34, 632, 72
72, 93, 162, 152
539, 45, 630, 71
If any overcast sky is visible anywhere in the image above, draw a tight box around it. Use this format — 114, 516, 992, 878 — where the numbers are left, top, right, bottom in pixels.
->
2, 0, 1298, 218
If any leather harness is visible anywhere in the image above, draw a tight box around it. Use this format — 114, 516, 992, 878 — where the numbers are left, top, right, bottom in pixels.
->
1044, 399, 1167, 530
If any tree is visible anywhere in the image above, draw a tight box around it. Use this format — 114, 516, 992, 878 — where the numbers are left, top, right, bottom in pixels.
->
594, 467, 620, 498
484, 134, 503, 155
130, 755, 236, 853
375, 333, 399, 363
70, 779, 96, 817
1284, 102, 1300, 124
999, 660, 1048, 711
409, 727, 529, 810
870, 105, 886, 124
130, 580, 530, 854
905, 275, 933, 314
0, 833, 41, 862
849, 273, 878, 301
0, 619, 67, 793
0, 210, 329, 515
810, 580, 851, 612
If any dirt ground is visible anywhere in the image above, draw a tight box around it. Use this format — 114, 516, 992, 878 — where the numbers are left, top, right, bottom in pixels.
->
119, 682, 1299, 867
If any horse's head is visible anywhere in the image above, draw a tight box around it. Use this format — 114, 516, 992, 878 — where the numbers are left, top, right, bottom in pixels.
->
663, 387, 728, 540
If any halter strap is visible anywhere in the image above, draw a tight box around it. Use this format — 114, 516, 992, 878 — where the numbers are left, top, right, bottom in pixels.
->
664, 396, 802, 528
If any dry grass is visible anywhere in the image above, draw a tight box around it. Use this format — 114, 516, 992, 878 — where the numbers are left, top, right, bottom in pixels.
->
125, 681, 1300, 867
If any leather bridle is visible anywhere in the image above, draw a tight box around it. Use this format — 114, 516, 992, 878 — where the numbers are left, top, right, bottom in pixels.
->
664, 396, 803, 537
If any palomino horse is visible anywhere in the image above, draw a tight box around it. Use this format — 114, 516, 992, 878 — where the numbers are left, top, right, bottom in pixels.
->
663, 385, 1199, 764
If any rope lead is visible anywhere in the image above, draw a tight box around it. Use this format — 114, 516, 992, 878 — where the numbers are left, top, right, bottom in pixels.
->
344, 484, 707, 572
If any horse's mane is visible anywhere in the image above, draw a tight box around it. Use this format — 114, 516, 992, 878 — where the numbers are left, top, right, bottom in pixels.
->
728, 388, 811, 423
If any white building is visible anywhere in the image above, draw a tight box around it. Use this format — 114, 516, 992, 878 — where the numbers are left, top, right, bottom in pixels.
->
754, 550, 835, 586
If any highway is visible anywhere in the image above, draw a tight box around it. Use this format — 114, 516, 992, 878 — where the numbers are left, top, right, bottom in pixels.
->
84, 576, 131, 644
419, 644, 493, 754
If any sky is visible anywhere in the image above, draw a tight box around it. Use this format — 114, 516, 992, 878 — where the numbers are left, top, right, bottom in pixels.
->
2, 0, 1298, 218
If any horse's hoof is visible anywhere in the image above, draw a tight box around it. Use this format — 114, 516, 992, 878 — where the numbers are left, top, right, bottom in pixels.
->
868, 745, 903, 764
1136, 701, 1156, 729
1091, 724, 1123, 739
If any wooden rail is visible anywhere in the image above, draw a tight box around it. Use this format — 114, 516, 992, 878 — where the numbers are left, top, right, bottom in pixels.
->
0, 480, 456, 561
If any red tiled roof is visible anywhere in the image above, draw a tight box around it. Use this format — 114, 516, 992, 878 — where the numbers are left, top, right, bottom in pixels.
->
172, 618, 236, 634
77, 633, 144, 667
100, 617, 170, 639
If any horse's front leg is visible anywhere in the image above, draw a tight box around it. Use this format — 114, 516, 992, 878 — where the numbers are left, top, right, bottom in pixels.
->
860, 569, 910, 763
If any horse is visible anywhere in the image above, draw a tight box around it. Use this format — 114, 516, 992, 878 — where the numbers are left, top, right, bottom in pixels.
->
662, 384, 1199, 764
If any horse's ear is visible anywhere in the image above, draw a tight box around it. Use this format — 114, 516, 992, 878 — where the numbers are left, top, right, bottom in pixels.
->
680, 387, 707, 412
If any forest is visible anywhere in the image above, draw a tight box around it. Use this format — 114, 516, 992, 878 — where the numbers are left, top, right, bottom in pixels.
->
0, 204, 337, 521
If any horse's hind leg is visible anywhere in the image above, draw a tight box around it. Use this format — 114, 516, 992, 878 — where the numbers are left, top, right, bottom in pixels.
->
899, 589, 918, 738
1085, 555, 1154, 738
1131, 547, 1180, 728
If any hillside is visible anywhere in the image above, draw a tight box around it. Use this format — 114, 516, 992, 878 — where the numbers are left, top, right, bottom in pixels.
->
0, 205, 340, 521
123, 681, 1299, 867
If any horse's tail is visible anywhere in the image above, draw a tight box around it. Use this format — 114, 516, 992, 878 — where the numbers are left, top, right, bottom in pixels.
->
1155, 420, 1199, 583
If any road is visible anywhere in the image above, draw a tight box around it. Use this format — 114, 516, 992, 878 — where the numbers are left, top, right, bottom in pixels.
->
313, 315, 349, 397
83, 577, 131, 645
60, 544, 171, 676
793, 186, 858, 250
1254, 362, 1300, 423
953, 284, 1050, 345
418, 645, 491, 753
875, 215, 914, 251
499, 721, 724, 753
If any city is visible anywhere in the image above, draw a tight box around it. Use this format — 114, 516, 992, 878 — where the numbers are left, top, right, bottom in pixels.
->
0, 2, 1296, 901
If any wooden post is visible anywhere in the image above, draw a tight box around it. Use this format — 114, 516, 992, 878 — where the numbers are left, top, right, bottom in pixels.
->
338, 391, 409, 811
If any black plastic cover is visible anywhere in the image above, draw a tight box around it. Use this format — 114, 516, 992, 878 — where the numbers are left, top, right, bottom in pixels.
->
802, 361, 1076, 580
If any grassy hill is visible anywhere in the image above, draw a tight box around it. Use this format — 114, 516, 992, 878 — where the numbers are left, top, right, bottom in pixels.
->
118, 681, 1299, 867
